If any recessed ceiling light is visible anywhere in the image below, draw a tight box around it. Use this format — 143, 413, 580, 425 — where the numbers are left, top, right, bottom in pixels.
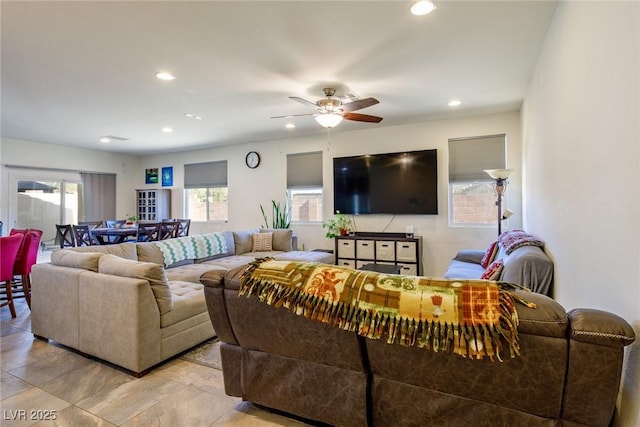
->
184, 113, 204, 120
155, 72, 175, 81
285, 123, 296, 129
162, 127, 173, 133
411, 1, 436, 16
448, 99, 462, 107
99, 137, 111, 143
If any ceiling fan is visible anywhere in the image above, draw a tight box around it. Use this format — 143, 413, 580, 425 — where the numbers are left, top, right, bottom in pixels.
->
271, 88, 383, 128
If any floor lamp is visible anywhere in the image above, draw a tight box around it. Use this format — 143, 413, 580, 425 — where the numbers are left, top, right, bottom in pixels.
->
484, 169, 513, 237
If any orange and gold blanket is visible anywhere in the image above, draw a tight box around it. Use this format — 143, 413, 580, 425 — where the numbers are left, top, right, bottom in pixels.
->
240, 259, 530, 361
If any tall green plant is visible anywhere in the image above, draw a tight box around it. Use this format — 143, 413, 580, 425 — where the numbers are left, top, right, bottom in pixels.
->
260, 200, 291, 229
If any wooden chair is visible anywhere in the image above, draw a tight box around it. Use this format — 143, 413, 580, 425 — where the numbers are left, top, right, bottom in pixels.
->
160, 220, 180, 240
176, 219, 191, 237
55, 224, 75, 248
1, 234, 23, 318
79, 220, 104, 229
72, 224, 95, 246
105, 220, 126, 229
136, 222, 161, 242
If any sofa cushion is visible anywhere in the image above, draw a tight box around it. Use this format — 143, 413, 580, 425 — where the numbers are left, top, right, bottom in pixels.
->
165, 263, 227, 284
98, 254, 173, 315
136, 242, 165, 265
233, 228, 260, 254
480, 241, 499, 268
69, 243, 138, 260
51, 250, 103, 271
252, 232, 273, 251
260, 228, 293, 251
161, 281, 208, 328
443, 259, 485, 279
481, 259, 504, 280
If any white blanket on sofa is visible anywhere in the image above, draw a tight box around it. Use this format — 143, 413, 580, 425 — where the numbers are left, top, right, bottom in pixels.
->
155, 233, 228, 266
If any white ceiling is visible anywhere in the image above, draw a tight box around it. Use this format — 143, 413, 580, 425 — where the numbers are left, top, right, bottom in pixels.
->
1, 1, 558, 156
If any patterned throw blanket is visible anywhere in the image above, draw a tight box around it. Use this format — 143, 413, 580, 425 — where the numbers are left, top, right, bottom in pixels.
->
499, 230, 545, 255
240, 259, 531, 361
154, 233, 227, 267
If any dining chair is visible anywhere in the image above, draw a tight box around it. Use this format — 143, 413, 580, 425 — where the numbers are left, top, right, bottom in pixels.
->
72, 224, 95, 246
136, 222, 161, 242
10, 229, 43, 308
1, 234, 24, 318
176, 219, 191, 237
79, 220, 104, 229
160, 220, 180, 240
55, 224, 75, 248
106, 220, 126, 229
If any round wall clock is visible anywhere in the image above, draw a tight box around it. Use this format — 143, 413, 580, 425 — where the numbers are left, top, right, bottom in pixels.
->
245, 151, 261, 169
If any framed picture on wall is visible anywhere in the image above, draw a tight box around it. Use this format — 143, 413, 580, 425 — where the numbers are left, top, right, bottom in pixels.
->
145, 168, 159, 184
162, 167, 173, 187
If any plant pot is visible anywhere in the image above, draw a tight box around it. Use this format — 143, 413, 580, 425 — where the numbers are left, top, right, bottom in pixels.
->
340, 229, 348, 236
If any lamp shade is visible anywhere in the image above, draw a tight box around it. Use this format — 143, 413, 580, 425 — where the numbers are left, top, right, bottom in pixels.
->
484, 169, 513, 180
315, 113, 343, 128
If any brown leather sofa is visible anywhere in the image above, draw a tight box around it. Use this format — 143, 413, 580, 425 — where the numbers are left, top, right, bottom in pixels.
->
202, 266, 635, 427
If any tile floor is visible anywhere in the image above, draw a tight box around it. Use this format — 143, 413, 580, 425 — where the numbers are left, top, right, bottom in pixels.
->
1, 292, 313, 426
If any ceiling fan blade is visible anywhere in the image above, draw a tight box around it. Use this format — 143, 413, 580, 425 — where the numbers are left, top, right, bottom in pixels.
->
270, 113, 315, 119
289, 96, 317, 108
341, 97, 379, 112
343, 112, 383, 123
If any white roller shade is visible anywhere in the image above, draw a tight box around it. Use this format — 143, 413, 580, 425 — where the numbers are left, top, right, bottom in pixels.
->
287, 151, 322, 188
448, 135, 506, 183
184, 161, 227, 188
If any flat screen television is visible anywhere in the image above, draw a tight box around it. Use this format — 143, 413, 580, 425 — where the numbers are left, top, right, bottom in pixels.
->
333, 149, 438, 215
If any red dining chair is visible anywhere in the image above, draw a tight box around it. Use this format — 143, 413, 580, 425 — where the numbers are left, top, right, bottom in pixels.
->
11, 229, 43, 308
1, 234, 24, 318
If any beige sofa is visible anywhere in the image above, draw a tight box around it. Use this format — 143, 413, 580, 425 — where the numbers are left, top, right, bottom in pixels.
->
31, 229, 333, 376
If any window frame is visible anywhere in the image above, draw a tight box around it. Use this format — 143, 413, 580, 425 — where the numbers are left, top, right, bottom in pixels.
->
184, 185, 228, 223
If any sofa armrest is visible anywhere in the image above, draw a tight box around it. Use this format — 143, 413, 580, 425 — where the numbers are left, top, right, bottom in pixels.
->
200, 266, 245, 345
452, 249, 485, 264
568, 308, 635, 347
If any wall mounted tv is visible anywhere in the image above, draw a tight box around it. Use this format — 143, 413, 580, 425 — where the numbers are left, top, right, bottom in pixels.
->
333, 149, 438, 215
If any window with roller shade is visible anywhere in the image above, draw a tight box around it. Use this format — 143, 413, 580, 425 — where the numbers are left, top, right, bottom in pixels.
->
184, 160, 228, 221
448, 135, 506, 226
287, 152, 323, 222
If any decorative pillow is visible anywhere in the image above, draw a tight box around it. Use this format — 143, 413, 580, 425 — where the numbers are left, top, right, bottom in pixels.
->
233, 228, 261, 254
98, 254, 173, 314
261, 228, 293, 251
51, 250, 102, 272
480, 259, 504, 281
480, 241, 499, 269
252, 232, 273, 251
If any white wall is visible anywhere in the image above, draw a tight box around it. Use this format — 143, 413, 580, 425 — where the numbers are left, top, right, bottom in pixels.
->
140, 110, 522, 276
0, 137, 140, 230
522, 2, 640, 425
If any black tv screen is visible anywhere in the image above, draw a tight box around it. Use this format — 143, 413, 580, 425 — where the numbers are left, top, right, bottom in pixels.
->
333, 149, 438, 215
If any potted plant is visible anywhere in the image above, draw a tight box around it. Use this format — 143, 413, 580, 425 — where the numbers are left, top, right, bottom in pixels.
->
322, 211, 354, 238
260, 199, 291, 229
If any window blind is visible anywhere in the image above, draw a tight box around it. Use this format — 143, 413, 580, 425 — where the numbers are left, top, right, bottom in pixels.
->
184, 161, 227, 188
287, 151, 323, 188
448, 135, 506, 183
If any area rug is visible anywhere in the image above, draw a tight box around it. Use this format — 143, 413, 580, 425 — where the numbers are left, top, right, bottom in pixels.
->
180, 337, 222, 370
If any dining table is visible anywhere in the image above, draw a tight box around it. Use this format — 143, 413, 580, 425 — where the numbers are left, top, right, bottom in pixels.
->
91, 226, 138, 245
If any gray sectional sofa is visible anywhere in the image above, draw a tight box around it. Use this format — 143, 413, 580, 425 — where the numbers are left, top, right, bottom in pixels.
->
30, 228, 333, 376
444, 231, 554, 295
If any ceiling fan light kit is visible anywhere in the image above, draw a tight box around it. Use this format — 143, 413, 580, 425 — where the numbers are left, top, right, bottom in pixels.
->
274, 87, 383, 129
315, 113, 343, 128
